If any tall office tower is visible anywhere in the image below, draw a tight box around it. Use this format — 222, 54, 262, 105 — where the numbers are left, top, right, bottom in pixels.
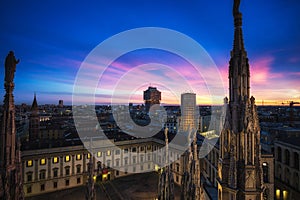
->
0, 51, 24, 199
180, 93, 198, 133
143, 86, 161, 113
218, 1, 264, 199
29, 93, 40, 140
58, 99, 63, 108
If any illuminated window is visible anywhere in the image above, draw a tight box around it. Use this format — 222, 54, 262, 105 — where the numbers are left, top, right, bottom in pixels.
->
262, 162, 269, 183
53, 157, 59, 164
65, 155, 70, 162
87, 153, 91, 159
283, 190, 288, 200
107, 150, 111, 156
40, 158, 46, 165
276, 189, 280, 200
76, 154, 82, 160
97, 152, 102, 157
27, 160, 33, 167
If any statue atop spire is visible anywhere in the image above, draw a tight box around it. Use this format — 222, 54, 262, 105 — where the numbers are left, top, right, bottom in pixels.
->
233, 0, 241, 16
4, 51, 19, 84
229, 0, 249, 104
0, 51, 24, 199
217, 1, 268, 199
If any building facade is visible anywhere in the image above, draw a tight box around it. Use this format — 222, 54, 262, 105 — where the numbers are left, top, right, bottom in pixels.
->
22, 137, 187, 197
274, 138, 300, 200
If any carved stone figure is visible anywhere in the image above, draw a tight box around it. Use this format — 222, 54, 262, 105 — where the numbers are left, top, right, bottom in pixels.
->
233, 0, 241, 16
4, 51, 19, 84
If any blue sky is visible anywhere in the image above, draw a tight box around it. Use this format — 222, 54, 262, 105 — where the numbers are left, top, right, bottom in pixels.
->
0, 0, 299, 105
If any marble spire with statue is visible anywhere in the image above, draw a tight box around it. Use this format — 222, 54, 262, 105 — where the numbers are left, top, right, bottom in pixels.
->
217, 1, 264, 199
0, 51, 24, 200
158, 128, 175, 200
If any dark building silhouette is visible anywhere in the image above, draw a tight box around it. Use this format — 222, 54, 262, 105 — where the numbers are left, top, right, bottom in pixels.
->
58, 100, 64, 108
143, 86, 161, 113
29, 94, 40, 141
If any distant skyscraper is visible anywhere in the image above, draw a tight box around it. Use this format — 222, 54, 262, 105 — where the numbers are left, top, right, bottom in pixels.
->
180, 93, 198, 132
58, 99, 63, 108
29, 94, 40, 141
0, 51, 24, 199
143, 86, 161, 113
218, 1, 267, 199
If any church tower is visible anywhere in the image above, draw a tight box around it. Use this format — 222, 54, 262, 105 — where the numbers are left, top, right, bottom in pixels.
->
29, 93, 40, 140
217, 1, 263, 200
0, 51, 24, 199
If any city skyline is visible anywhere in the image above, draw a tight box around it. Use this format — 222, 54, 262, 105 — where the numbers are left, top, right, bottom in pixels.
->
0, 0, 300, 105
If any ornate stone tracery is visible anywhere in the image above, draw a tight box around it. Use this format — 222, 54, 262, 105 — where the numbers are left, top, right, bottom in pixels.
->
217, 1, 264, 199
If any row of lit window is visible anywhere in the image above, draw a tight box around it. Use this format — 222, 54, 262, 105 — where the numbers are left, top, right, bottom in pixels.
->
26, 155, 78, 167
26, 147, 155, 167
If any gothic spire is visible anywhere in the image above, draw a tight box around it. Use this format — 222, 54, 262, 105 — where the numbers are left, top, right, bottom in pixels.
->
229, 0, 250, 104
218, 1, 265, 199
0, 51, 24, 199
31, 92, 38, 112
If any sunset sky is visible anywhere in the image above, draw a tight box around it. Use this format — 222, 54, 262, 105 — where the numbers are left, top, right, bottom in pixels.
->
0, 0, 299, 105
